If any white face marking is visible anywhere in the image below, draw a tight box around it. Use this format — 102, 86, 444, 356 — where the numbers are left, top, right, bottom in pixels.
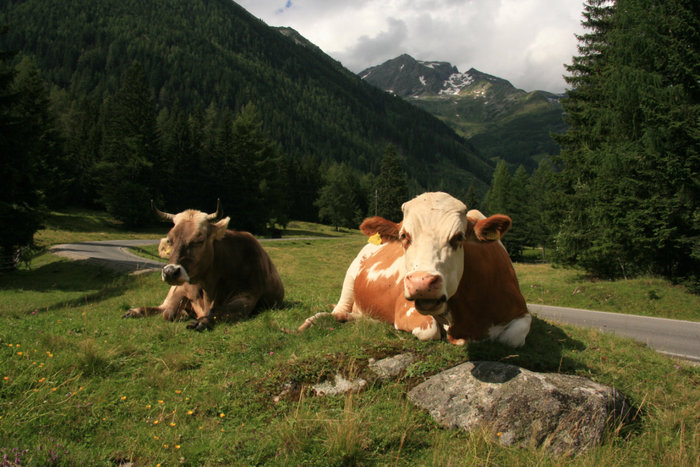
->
400, 193, 468, 301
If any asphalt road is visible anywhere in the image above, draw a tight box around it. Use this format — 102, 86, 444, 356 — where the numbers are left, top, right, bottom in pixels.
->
50, 239, 164, 272
50, 240, 700, 363
529, 304, 700, 363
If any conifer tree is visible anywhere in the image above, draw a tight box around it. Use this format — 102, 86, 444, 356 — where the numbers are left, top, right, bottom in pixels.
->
97, 62, 159, 227
13, 57, 68, 208
529, 160, 558, 260
376, 144, 408, 221
0, 45, 41, 268
228, 103, 288, 233
555, 0, 699, 284
505, 165, 533, 261
484, 160, 512, 215
464, 184, 480, 212
315, 163, 360, 230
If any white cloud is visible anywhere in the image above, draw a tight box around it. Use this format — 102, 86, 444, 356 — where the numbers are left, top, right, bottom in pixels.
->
236, 0, 585, 92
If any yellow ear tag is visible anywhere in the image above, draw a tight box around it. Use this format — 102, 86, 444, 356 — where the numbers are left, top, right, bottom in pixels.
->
368, 233, 382, 245
485, 231, 500, 241
164, 245, 172, 256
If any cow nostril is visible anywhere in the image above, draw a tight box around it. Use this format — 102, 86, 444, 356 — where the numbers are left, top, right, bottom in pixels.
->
428, 275, 441, 288
163, 265, 180, 279
161, 264, 189, 284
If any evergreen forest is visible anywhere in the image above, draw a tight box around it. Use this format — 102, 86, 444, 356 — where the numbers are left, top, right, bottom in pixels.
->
0, 0, 698, 288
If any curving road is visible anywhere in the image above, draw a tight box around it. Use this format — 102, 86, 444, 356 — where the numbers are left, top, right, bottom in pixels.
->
51, 239, 164, 273
529, 304, 700, 363
50, 240, 700, 363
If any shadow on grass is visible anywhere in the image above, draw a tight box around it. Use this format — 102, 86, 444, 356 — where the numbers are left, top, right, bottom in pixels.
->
467, 316, 588, 374
0, 259, 145, 314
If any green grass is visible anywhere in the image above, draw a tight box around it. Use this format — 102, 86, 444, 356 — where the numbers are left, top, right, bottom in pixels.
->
0, 213, 698, 465
516, 263, 700, 322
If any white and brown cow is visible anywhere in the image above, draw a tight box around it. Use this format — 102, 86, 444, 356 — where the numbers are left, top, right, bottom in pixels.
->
300, 192, 531, 346
124, 201, 285, 330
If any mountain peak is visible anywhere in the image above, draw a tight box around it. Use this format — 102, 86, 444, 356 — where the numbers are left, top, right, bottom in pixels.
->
359, 54, 457, 97
359, 55, 519, 99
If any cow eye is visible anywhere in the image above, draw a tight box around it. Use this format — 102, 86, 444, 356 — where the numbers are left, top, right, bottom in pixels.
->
400, 231, 412, 248
450, 232, 465, 249
187, 239, 204, 249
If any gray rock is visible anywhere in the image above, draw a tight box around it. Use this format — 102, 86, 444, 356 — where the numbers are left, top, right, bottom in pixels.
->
369, 353, 417, 380
408, 361, 631, 455
313, 374, 367, 396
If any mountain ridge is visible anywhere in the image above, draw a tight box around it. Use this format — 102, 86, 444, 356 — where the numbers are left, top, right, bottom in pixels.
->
359, 54, 567, 170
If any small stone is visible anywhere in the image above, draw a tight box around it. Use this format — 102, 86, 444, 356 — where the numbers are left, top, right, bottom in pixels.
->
369, 353, 416, 380
313, 374, 367, 396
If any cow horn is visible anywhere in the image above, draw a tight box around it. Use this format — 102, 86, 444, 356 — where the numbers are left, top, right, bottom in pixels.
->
205, 198, 223, 221
151, 200, 175, 222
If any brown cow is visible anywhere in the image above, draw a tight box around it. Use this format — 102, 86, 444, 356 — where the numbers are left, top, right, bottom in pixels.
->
124, 201, 285, 330
299, 192, 531, 346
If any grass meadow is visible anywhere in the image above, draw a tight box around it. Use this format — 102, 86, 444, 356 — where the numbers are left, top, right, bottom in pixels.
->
0, 210, 698, 465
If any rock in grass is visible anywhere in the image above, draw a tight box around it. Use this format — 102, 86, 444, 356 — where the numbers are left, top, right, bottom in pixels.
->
408, 361, 631, 456
368, 353, 417, 380
313, 374, 367, 396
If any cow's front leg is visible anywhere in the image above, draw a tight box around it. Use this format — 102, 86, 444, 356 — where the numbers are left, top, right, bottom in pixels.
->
122, 306, 165, 319
123, 286, 189, 321
394, 305, 442, 341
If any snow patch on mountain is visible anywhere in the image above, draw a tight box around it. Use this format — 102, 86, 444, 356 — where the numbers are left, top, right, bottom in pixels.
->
419, 76, 427, 86
439, 72, 475, 96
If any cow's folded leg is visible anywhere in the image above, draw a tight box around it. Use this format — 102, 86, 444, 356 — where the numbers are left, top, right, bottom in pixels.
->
394, 310, 442, 341
162, 297, 190, 321
209, 293, 258, 322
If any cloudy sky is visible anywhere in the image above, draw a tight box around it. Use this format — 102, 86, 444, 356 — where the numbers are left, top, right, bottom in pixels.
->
236, 0, 586, 93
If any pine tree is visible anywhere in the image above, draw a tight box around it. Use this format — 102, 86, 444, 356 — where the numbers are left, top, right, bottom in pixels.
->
12, 57, 69, 208
555, 0, 699, 284
228, 103, 288, 233
376, 144, 408, 222
0, 45, 42, 268
505, 165, 533, 261
484, 160, 512, 215
529, 160, 558, 260
286, 155, 321, 222
97, 62, 159, 227
315, 163, 360, 230
157, 100, 200, 211
464, 183, 480, 212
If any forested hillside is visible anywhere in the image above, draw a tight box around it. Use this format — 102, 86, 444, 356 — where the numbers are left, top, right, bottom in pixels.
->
0, 0, 492, 227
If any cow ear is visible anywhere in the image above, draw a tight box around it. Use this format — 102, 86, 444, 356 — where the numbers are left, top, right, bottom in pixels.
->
157, 238, 172, 258
473, 214, 512, 242
211, 217, 230, 240
360, 216, 400, 242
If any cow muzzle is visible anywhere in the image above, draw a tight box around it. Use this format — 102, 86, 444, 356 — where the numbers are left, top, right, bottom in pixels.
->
405, 272, 448, 316
162, 264, 190, 285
